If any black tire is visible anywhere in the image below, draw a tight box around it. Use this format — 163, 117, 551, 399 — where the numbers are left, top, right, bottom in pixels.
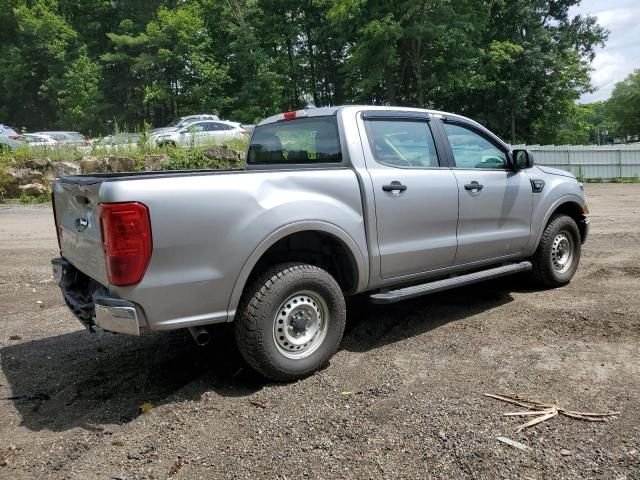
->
158, 141, 176, 148
235, 263, 346, 381
530, 214, 581, 288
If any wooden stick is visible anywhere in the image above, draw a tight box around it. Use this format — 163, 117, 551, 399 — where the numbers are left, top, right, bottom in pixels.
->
516, 409, 558, 432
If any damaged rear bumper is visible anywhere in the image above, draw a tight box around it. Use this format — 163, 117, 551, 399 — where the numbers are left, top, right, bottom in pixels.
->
52, 257, 141, 335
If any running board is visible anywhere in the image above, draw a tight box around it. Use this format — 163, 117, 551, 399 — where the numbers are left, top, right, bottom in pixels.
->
370, 261, 532, 304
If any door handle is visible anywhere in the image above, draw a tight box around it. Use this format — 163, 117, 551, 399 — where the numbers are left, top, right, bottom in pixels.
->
464, 181, 483, 191
382, 181, 407, 192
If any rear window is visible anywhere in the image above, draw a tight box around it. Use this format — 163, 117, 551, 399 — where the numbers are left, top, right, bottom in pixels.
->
248, 117, 341, 165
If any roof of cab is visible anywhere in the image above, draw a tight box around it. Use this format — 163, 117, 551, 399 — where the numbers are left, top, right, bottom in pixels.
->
255, 105, 508, 149
258, 105, 477, 128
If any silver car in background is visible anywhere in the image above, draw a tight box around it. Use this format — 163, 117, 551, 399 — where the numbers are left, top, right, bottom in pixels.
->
149, 120, 247, 147
35, 131, 89, 147
0, 125, 25, 151
24, 133, 58, 147
151, 114, 221, 135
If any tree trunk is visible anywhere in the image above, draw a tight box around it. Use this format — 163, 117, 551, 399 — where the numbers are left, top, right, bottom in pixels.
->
304, 24, 319, 106
286, 38, 299, 109
511, 109, 516, 144
384, 66, 397, 105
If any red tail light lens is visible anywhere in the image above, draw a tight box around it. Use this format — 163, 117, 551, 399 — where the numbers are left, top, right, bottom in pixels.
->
283, 111, 297, 120
99, 202, 152, 286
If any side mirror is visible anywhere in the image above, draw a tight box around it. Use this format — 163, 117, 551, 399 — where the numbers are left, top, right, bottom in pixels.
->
512, 149, 534, 170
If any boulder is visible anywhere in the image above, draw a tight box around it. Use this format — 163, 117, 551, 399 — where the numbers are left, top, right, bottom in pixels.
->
51, 161, 81, 177
202, 145, 240, 163
19, 183, 47, 196
144, 154, 169, 171
80, 157, 107, 174
22, 157, 51, 170
2, 168, 44, 196
11, 168, 43, 184
107, 156, 136, 172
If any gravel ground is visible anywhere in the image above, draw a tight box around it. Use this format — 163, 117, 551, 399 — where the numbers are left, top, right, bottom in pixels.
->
0, 184, 639, 480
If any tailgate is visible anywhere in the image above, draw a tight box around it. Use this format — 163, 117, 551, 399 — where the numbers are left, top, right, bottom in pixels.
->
53, 179, 109, 286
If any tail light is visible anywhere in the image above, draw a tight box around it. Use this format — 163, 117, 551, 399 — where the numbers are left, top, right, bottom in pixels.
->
8, 135, 25, 141
99, 202, 152, 286
240, 129, 248, 137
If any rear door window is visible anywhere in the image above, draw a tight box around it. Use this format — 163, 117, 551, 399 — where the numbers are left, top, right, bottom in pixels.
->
364, 119, 440, 168
248, 117, 341, 165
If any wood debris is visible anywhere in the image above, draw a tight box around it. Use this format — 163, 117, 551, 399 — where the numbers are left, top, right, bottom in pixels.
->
249, 399, 267, 409
496, 436, 530, 451
484, 393, 620, 432
169, 456, 184, 475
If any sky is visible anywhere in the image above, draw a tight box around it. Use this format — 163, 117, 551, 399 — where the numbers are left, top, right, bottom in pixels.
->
569, 0, 640, 103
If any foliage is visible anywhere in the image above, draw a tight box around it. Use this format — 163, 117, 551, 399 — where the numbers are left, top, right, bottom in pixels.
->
19, 191, 49, 204
606, 69, 640, 137
0, 0, 608, 144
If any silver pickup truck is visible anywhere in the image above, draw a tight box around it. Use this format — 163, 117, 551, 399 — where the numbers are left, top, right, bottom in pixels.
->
51, 106, 589, 380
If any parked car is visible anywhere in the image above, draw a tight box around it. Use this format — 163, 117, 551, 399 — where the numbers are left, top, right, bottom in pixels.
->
24, 133, 58, 147
151, 114, 221, 135
35, 131, 89, 146
149, 120, 247, 147
241, 124, 256, 135
0, 125, 25, 151
92, 133, 141, 151
51, 106, 589, 381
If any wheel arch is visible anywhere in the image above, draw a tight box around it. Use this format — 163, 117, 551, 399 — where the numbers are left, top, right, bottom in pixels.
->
226, 221, 368, 321
534, 196, 588, 250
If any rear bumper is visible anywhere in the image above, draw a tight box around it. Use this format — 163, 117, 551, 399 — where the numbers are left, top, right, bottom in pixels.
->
94, 297, 140, 336
52, 258, 141, 335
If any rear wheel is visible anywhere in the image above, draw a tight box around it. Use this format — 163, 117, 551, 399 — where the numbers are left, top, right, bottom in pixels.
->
235, 263, 346, 381
530, 214, 581, 287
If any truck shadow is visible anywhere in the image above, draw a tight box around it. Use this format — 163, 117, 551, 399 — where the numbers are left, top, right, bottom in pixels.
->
342, 276, 524, 353
0, 276, 526, 432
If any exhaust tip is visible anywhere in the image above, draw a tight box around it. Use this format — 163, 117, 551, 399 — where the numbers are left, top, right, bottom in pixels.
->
188, 327, 210, 347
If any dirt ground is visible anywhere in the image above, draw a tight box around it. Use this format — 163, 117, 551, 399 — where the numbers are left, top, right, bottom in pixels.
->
0, 184, 639, 480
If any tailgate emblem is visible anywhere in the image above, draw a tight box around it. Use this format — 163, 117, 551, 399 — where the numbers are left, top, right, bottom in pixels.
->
74, 217, 89, 232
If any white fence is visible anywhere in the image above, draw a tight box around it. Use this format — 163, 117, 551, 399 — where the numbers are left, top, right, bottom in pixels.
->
511, 145, 640, 180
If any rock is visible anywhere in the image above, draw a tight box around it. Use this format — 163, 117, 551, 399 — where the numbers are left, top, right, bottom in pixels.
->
22, 157, 51, 170
19, 183, 47, 196
80, 157, 107, 174
144, 154, 168, 171
51, 161, 81, 177
10, 168, 43, 184
561, 449, 572, 456
2, 169, 43, 197
107, 156, 136, 172
202, 145, 240, 163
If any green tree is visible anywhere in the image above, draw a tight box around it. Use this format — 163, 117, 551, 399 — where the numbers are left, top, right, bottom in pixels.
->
606, 69, 640, 137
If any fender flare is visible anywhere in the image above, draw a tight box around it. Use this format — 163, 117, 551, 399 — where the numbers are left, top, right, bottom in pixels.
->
531, 194, 586, 251
226, 220, 369, 321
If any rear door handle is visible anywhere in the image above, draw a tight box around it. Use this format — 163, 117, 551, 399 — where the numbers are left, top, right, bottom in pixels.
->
464, 181, 483, 191
382, 181, 407, 192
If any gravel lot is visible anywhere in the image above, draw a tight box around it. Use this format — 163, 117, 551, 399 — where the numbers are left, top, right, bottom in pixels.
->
0, 184, 639, 480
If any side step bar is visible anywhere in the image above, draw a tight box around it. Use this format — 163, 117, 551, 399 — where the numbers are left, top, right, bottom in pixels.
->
370, 261, 532, 304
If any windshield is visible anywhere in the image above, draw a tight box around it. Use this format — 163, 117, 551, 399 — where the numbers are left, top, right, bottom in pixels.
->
248, 117, 341, 165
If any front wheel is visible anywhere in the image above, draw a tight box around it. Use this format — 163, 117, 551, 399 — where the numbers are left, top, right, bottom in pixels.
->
235, 263, 346, 381
530, 214, 581, 288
